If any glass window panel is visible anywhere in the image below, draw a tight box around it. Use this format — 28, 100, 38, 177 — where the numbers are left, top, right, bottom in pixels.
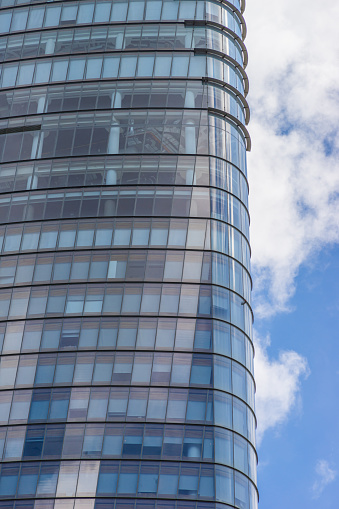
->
172, 55, 189, 76
39, 225, 58, 249
87, 388, 109, 420
78, 3, 94, 24
103, 56, 120, 78
4, 229, 21, 252
160, 286, 179, 314
167, 389, 187, 421
136, 320, 156, 348
171, 354, 191, 385
0, 391, 12, 423
95, 226, 113, 246
62, 423, 84, 457
68, 59, 86, 80
52, 60, 68, 82
162, 0, 178, 20
22, 226, 39, 250
0, 290, 10, 319
158, 465, 178, 495
86, 58, 103, 79
117, 464, 138, 494
4, 426, 25, 459
155, 319, 175, 349
0, 356, 18, 388
22, 425, 44, 459
2, 64, 18, 87
0, 12, 12, 33
175, 319, 195, 350
138, 464, 158, 494
77, 461, 100, 497
3, 323, 24, 353
216, 466, 234, 504
164, 253, 183, 280
179, 286, 199, 315
61, 4, 77, 24
154, 55, 171, 76
108, 388, 128, 420
199, 465, 215, 498
18, 463, 40, 495
179, 465, 199, 495
132, 354, 152, 384
68, 388, 89, 421
137, 55, 154, 77
122, 287, 141, 313
35, 355, 56, 385
9, 289, 29, 319
49, 388, 70, 421
29, 389, 50, 422
117, 322, 137, 348
11, 9, 28, 31
0, 464, 19, 497
119, 56, 137, 77
36, 463, 59, 496
102, 425, 123, 456
55, 355, 75, 385
43, 425, 64, 459
28, 288, 48, 317
45, 6, 61, 27
56, 461, 79, 497
215, 429, 232, 465
127, 389, 147, 419
214, 393, 232, 429
146, 388, 167, 420
111, 2, 128, 22
34, 256, 53, 282
94, 2, 111, 22
96, 321, 117, 349
17, 63, 34, 85
93, 355, 113, 383
16, 356, 37, 387
97, 462, 119, 495
35, 62, 51, 84
145, 1, 162, 20
74, 354, 94, 384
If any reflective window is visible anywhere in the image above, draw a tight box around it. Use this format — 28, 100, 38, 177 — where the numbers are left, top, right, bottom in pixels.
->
0, 0, 244, 37
0, 52, 246, 95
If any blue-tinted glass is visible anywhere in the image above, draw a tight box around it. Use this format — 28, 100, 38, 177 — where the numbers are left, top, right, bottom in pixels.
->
23, 428, 44, 458
29, 392, 50, 421
158, 471, 178, 495
117, 471, 138, 494
97, 465, 118, 495
138, 472, 158, 493
49, 390, 70, 420
0, 465, 18, 497
0, 2, 256, 507
17, 468, 38, 496
36, 464, 58, 496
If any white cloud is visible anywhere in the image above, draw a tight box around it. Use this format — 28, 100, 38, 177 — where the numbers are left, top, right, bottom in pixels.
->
254, 333, 309, 444
245, 0, 339, 317
312, 460, 337, 498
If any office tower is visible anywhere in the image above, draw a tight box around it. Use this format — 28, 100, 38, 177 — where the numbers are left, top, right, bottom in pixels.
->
0, 1, 257, 509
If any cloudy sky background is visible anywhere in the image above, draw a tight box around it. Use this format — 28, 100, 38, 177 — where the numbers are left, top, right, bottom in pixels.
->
244, 0, 339, 506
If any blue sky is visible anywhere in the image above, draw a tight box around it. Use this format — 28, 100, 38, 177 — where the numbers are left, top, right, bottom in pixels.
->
244, 0, 339, 506
256, 246, 339, 507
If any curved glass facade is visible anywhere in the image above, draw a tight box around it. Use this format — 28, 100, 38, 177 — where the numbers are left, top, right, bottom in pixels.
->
0, 1, 257, 509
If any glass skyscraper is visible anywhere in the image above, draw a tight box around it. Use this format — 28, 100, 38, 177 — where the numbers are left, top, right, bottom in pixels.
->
0, 1, 257, 509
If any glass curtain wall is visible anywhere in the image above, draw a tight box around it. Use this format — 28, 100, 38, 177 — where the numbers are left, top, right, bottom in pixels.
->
0, 1, 258, 509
